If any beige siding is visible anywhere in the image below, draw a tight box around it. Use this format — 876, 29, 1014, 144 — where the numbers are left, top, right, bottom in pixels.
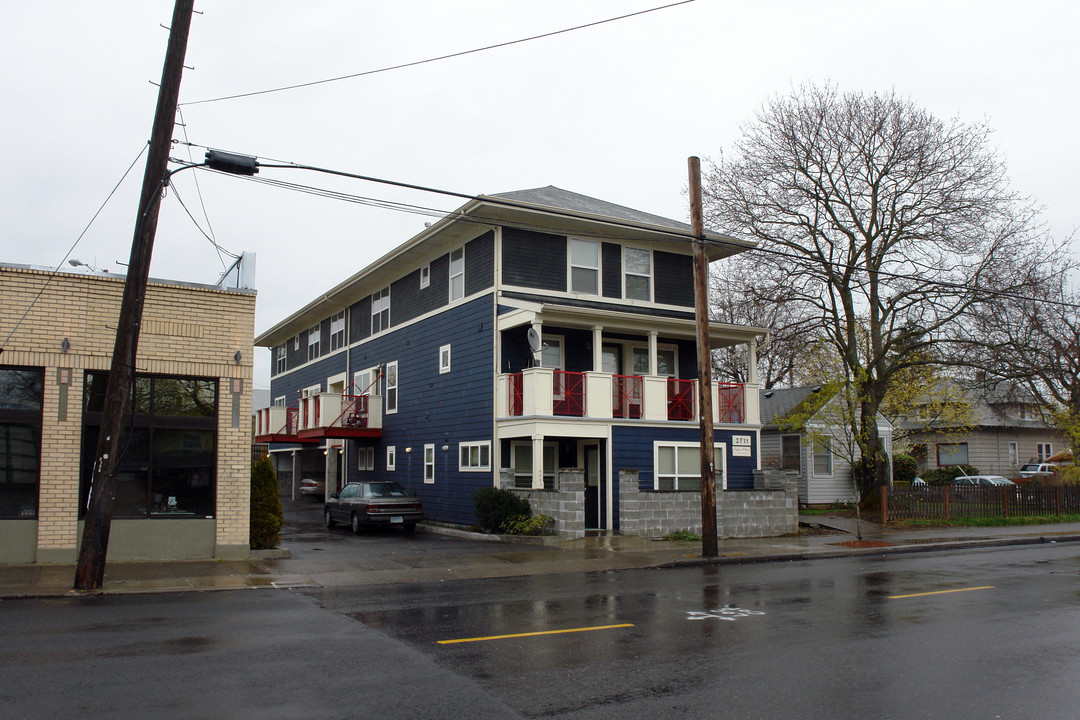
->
0, 265, 256, 563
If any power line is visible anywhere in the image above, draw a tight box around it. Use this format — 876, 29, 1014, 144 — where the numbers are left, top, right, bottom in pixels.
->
180, 1, 696, 106
176, 105, 225, 266
1, 143, 149, 354
167, 182, 240, 264
180, 147, 1080, 313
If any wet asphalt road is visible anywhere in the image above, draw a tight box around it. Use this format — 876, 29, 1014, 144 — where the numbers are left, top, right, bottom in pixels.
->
4, 542, 1078, 719
312, 542, 1080, 719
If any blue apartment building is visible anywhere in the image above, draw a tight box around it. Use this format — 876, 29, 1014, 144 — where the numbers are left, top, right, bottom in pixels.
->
256, 186, 794, 538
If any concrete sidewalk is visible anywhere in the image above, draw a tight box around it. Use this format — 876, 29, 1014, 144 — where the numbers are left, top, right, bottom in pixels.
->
4, 514, 1080, 599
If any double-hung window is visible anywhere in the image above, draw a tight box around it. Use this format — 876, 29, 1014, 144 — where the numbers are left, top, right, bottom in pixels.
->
386, 446, 396, 472
624, 247, 652, 301
569, 238, 599, 294
275, 346, 286, 375
385, 361, 398, 414
371, 286, 390, 334
781, 435, 801, 472
812, 438, 833, 476
449, 248, 465, 302
1037, 443, 1053, 461
329, 311, 345, 351
439, 344, 451, 374
307, 323, 320, 361
424, 444, 435, 484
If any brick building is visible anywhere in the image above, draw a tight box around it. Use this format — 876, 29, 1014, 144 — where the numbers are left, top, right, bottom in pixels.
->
0, 263, 255, 564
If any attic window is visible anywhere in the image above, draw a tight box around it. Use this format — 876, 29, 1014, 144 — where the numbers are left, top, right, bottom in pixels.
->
420, 264, 430, 289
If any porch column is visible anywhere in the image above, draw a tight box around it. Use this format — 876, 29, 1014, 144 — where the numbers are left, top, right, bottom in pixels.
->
532, 435, 545, 490
648, 331, 658, 376
325, 445, 338, 496
291, 450, 301, 501
531, 320, 543, 367
592, 325, 603, 372
748, 337, 758, 385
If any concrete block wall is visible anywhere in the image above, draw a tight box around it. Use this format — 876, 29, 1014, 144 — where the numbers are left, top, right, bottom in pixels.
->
617, 467, 799, 540
0, 264, 256, 563
500, 468, 585, 539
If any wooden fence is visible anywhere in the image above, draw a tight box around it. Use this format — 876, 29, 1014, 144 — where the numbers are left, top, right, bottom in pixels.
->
882, 484, 1080, 521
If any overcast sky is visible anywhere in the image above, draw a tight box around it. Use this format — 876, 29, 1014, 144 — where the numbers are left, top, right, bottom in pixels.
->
3, 0, 1076, 391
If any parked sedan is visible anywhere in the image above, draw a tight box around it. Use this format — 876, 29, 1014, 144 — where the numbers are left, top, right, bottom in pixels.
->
324, 481, 423, 534
953, 475, 1015, 487
299, 477, 325, 500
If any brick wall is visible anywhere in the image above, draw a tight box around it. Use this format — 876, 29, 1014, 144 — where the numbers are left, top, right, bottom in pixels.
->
0, 265, 255, 562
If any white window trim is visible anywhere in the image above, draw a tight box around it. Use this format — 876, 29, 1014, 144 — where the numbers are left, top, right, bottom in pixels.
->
1009, 441, 1019, 467
329, 311, 346, 351
568, 237, 600, 295
812, 438, 833, 477
424, 443, 436, 484
449, 247, 465, 303
385, 360, 398, 414
273, 395, 286, 407
386, 445, 396, 472
371, 286, 390, 335
510, 441, 557, 488
307, 323, 320, 360
1037, 443, 1053, 461
293, 335, 301, 351
459, 441, 491, 472
275, 346, 286, 375
353, 365, 381, 396
541, 336, 564, 370
653, 441, 728, 491
623, 246, 653, 302
301, 383, 321, 398
630, 343, 679, 378
439, 344, 451, 374
420, 264, 430, 289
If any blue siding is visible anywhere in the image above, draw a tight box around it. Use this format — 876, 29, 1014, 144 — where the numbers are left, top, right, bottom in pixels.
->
611, 425, 758, 491
346, 293, 496, 525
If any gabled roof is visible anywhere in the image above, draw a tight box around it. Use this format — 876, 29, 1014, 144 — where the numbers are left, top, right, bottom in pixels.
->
759, 386, 833, 428
255, 185, 752, 347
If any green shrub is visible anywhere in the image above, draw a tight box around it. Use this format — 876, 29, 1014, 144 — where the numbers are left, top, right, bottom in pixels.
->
249, 455, 283, 549
892, 453, 918, 485
473, 487, 531, 533
502, 514, 554, 536
920, 464, 980, 485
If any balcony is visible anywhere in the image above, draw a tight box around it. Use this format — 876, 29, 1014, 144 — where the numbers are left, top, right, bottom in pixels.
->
500, 368, 757, 425
255, 393, 383, 444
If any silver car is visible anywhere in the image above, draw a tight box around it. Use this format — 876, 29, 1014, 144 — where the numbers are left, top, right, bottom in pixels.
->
324, 481, 422, 534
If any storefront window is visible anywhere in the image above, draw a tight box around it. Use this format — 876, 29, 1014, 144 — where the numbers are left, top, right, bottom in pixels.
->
0, 367, 44, 519
80, 372, 217, 519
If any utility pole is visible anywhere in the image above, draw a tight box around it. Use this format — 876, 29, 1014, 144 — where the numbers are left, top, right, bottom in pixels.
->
689, 156, 718, 558
74, 0, 196, 590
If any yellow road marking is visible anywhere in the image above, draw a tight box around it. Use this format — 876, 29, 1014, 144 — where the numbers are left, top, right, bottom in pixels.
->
889, 585, 994, 599
438, 623, 634, 645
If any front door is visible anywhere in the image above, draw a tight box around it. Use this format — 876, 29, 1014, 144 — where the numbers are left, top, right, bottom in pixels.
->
584, 444, 604, 530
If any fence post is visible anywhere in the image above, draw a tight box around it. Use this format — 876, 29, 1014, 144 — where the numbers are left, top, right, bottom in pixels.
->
880, 485, 888, 523
1003, 487, 1008, 519
945, 488, 950, 521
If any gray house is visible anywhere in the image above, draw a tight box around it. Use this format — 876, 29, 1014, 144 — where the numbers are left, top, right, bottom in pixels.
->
759, 387, 893, 505
898, 382, 1065, 477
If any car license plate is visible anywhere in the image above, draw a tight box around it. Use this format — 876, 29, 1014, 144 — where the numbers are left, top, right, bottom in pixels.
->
390, 516, 403, 524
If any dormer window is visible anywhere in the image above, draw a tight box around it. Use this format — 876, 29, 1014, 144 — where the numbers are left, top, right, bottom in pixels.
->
420, 264, 430, 289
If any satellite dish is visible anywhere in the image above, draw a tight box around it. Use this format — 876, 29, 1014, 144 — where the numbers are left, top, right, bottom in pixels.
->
527, 327, 541, 353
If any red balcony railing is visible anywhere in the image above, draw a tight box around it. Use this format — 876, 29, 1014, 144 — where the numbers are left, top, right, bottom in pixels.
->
716, 382, 745, 423
553, 371, 586, 417
612, 374, 643, 419
667, 378, 696, 421
509, 372, 524, 416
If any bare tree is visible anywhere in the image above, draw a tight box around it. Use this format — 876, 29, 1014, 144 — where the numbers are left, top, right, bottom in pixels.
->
968, 265, 1080, 459
710, 255, 817, 388
703, 82, 1056, 488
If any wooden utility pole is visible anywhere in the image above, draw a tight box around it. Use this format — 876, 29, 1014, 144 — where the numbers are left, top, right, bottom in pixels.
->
689, 156, 718, 558
74, 0, 196, 590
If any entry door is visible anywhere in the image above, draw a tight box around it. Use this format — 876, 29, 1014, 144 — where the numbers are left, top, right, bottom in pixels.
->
584, 444, 604, 530
601, 344, 621, 374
